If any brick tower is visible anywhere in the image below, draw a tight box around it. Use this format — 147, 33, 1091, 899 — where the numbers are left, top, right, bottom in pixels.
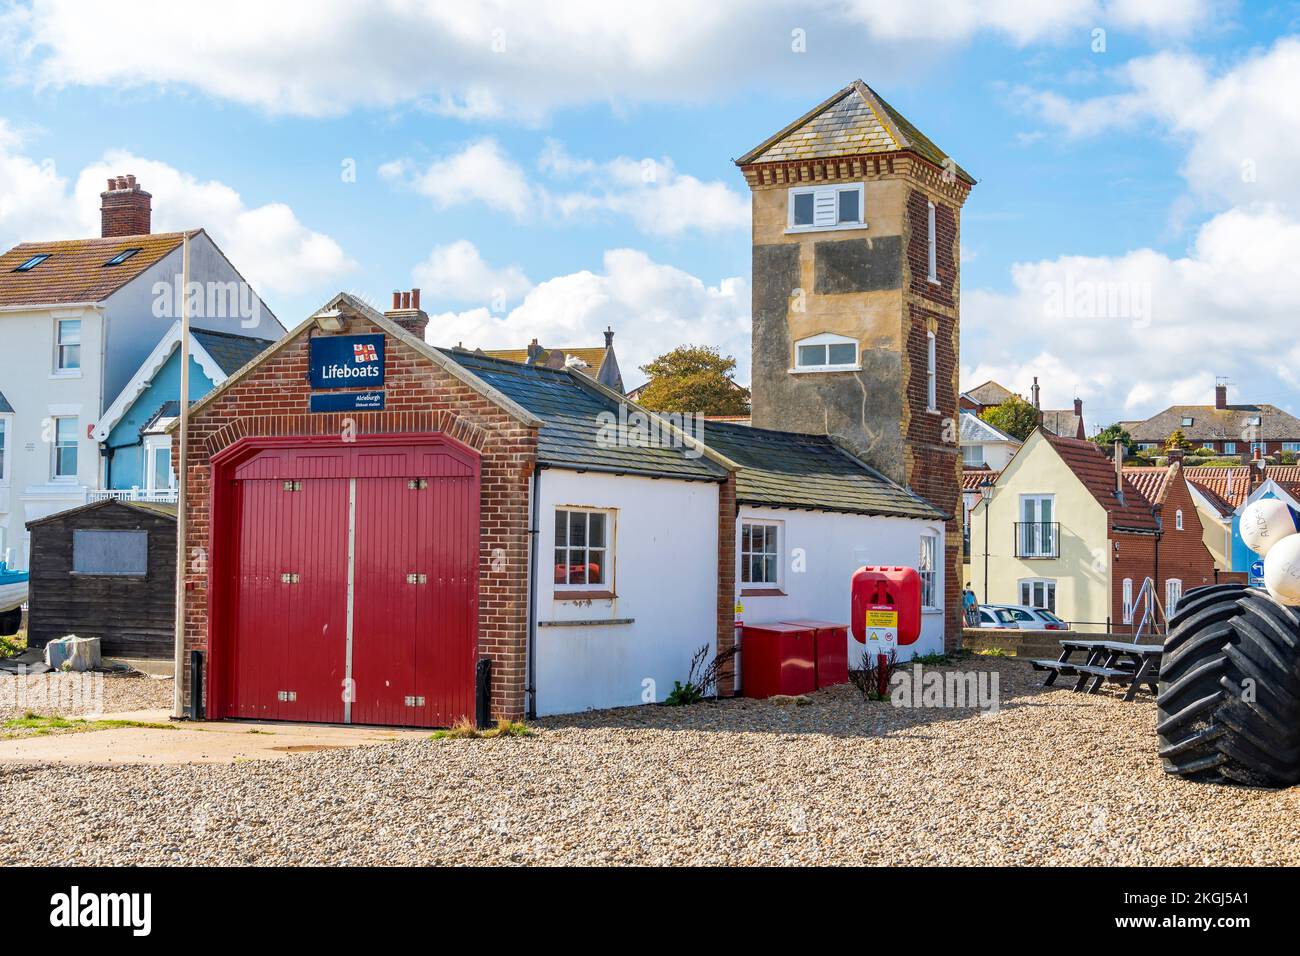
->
735, 80, 975, 645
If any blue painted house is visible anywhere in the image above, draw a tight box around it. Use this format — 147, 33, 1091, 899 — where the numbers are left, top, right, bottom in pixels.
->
1186, 465, 1300, 581
92, 323, 278, 500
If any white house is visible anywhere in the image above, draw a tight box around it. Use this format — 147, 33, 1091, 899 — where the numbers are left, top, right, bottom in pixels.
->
0, 174, 280, 567
960, 411, 1021, 470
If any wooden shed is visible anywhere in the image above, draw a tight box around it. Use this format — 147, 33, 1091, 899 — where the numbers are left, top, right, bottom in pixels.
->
25, 499, 176, 660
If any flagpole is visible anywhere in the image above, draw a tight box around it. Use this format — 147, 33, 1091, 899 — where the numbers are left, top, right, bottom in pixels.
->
171, 234, 191, 718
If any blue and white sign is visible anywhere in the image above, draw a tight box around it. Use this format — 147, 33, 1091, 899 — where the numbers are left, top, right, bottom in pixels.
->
309, 390, 385, 413
309, 333, 385, 389
1250, 560, 1266, 588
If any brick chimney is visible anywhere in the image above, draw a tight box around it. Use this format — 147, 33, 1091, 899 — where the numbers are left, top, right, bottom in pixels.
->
100, 174, 152, 238
385, 288, 428, 340
1073, 396, 1083, 417
1215, 379, 1228, 410
603, 326, 614, 349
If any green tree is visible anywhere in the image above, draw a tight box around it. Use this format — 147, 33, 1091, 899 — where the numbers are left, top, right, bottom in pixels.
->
980, 395, 1039, 441
636, 345, 751, 415
1165, 428, 1195, 452
1092, 423, 1134, 455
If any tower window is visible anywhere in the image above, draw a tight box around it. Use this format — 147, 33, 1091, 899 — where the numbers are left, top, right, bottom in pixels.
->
926, 330, 937, 410
927, 202, 938, 282
793, 332, 859, 372
787, 183, 865, 232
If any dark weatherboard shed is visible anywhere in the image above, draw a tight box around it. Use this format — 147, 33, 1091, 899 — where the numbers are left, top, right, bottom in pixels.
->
25, 498, 177, 659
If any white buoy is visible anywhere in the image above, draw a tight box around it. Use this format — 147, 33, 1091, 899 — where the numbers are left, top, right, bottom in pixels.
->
1240, 497, 1298, 557
1263, 534, 1300, 606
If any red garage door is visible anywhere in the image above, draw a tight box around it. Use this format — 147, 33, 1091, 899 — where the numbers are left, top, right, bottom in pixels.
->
216, 439, 479, 728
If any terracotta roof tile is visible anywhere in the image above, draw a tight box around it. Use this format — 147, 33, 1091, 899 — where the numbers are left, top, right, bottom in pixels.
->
1044, 432, 1158, 532
1184, 465, 1300, 513
0, 232, 191, 306
962, 468, 1001, 491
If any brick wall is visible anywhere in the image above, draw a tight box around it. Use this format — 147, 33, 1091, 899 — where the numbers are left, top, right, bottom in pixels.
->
178, 315, 538, 720
715, 473, 738, 695
100, 181, 152, 238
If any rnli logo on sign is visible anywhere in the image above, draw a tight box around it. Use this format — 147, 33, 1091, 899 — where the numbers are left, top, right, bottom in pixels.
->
863, 605, 898, 650
309, 333, 385, 388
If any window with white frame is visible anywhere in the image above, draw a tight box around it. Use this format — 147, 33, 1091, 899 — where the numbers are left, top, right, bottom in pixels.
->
144, 436, 174, 493
1018, 494, 1055, 557
1166, 578, 1183, 615
1284, 442, 1300, 453
926, 201, 938, 282
1251, 442, 1267, 458
926, 331, 937, 410
919, 534, 938, 608
961, 444, 985, 466
787, 182, 865, 231
740, 520, 782, 588
1175, 508, 1184, 531
554, 508, 612, 590
1122, 577, 1134, 625
54, 319, 81, 373
52, 416, 78, 479
0, 416, 8, 482
1019, 578, 1057, 613
794, 332, 859, 372
1224, 441, 1237, 454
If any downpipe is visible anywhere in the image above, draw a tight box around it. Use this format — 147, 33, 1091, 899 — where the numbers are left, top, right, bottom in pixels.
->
525, 463, 542, 719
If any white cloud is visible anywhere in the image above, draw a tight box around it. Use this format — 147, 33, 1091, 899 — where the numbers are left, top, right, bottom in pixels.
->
424, 249, 751, 385
388, 139, 749, 237
0, 129, 353, 298
382, 139, 534, 217
411, 240, 532, 306
1020, 37, 1300, 212
962, 205, 1300, 429
5, 1, 1220, 119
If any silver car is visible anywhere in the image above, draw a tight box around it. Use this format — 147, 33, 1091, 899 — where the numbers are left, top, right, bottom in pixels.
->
987, 604, 1069, 631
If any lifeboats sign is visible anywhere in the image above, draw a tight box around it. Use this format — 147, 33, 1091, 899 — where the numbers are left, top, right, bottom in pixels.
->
309, 333, 385, 389
862, 605, 898, 654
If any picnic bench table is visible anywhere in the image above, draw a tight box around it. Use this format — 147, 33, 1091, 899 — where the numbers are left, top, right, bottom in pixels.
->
1029, 637, 1163, 701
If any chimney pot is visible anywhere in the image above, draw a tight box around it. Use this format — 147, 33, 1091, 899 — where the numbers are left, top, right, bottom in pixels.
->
411, 288, 420, 309
392, 291, 401, 309
383, 287, 429, 341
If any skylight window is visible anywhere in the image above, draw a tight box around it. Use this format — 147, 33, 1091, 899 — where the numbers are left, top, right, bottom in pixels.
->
14, 254, 49, 272
103, 248, 142, 267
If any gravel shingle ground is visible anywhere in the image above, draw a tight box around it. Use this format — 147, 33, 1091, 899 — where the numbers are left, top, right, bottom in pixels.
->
0, 671, 173, 722
0, 659, 1296, 866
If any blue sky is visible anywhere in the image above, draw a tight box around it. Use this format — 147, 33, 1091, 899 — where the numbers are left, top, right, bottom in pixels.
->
2, 1, 1299, 429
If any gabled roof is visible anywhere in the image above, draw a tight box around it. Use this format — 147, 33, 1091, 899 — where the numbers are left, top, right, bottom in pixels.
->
444, 349, 727, 482
702, 421, 944, 520
1122, 466, 1174, 508
735, 80, 974, 184
25, 497, 177, 529
1043, 431, 1159, 532
960, 411, 1019, 445
1041, 409, 1085, 441
1184, 465, 1300, 513
0, 390, 12, 414
962, 380, 1016, 407
0, 231, 194, 307
480, 339, 624, 394
1127, 403, 1300, 443
93, 322, 279, 442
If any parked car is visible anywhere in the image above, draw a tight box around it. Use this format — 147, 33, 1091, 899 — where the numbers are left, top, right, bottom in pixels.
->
988, 604, 1068, 631
975, 606, 1021, 629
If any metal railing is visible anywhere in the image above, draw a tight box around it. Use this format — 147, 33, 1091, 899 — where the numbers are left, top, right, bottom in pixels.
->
1014, 521, 1059, 559
87, 487, 179, 504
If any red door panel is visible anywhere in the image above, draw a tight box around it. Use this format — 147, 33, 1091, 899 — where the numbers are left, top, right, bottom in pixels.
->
230, 479, 291, 720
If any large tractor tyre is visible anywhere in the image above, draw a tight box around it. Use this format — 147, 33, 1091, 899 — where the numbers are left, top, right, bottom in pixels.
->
1156, 583, 1300, 788
0, 607, 20, 637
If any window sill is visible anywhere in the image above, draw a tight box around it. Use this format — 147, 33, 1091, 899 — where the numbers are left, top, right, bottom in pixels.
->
926, 407, 941, 415
784, 222, 868, 235
927, 277, 942, 286
554, 590, 616, 602
740, 588, 786, 597
49, 371, 82, 380
789, 365, 861, 375
922, 607, 943, 615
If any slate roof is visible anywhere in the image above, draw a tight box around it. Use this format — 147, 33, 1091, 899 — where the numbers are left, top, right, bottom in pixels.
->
142, 401, 180, 433
1127, 404, 1300, 443
1044, 432, 1159, 532
702, 421, 945, 519
442, 349, 726, 482
962, 381, 1016, 408
0, 232, 191, 306
0, 390, 12, 414
191, 327, 277, 376
960, 411, 1019, 445
736, 80, 975, 184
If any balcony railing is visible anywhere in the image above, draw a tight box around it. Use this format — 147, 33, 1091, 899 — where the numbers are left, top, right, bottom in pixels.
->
1014, 521, 1059, 559
87, 488, 179, 504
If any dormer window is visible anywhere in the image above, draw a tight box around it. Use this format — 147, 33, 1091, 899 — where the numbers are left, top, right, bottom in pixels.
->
787, 183, 865, 232
793, 333, 859, 372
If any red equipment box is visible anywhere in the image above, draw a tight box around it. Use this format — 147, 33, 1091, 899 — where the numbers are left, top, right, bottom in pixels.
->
740, 623, 816, 699
851, 566, 922, 646
782, 619, 848, 689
